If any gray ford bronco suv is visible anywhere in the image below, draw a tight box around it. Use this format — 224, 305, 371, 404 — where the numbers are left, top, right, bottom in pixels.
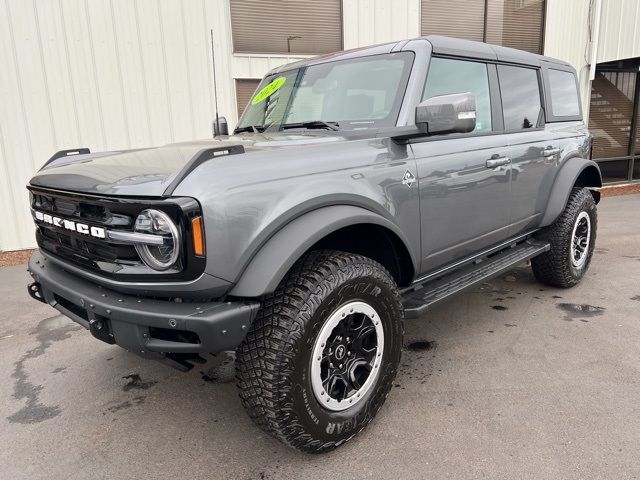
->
26, 36, 601, 453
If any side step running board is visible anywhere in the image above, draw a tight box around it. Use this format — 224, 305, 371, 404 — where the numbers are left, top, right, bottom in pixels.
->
402, 240, 550, 319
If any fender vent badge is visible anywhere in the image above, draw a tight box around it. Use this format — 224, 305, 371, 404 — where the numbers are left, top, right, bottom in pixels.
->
402, 169, 416, 187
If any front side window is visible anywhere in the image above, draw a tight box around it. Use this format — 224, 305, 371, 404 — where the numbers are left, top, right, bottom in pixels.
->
548, 69, 580, 117
423, 57, 492, 133
236, 52, 414, 132
498, 65, 542, 130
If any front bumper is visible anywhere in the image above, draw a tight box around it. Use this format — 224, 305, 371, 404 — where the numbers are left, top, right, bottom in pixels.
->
27, 250, 259, 370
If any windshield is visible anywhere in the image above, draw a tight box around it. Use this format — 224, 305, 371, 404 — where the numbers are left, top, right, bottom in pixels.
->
236, 52, 414, 132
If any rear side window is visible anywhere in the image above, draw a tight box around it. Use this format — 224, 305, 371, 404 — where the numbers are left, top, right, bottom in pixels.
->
548, 69, 580, 117
498, 65, 541, 130
423, 57, 492, 133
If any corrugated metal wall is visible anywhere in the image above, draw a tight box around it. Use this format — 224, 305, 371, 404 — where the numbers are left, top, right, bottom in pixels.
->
2, 0, 639, 251
342, 0, 420, 49
544, 0, 640, 118
0, 0, 307, 251
597, 0, 640, 64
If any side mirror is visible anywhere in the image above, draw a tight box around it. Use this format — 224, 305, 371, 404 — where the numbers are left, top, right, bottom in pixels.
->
213, 116, 229, 137
415, 92, 476, 135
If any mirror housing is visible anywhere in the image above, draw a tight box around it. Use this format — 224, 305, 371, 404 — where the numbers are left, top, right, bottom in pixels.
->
415, 92, 476, 135
213, 116, 229, 137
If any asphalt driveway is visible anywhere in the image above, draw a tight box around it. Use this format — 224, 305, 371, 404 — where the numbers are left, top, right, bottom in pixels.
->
1, 194, 639, 480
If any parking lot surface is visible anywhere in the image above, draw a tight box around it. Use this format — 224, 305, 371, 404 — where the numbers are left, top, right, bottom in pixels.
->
1, 194, 639, 480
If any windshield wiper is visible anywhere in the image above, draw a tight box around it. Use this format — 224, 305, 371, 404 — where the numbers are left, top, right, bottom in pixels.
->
280, 120, 340, 131
234, 125, 265, 134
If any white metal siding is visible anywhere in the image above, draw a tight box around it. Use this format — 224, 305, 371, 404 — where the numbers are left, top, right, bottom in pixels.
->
597, 0, 640, 65
2, 0, 639, 251
342, 0, 421, 49
543, 0, 593, 115
0, 0, 307, 251
544, 0, 640, 119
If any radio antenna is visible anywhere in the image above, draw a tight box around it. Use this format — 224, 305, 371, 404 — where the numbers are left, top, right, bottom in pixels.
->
210, 29, 220, 137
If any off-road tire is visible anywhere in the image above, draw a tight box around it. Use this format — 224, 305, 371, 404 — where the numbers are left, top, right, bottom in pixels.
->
235, 250, 403, 453
531, 187, 597, 287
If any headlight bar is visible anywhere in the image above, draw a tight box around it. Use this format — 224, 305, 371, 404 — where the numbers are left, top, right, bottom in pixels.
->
106, 230, 165, 246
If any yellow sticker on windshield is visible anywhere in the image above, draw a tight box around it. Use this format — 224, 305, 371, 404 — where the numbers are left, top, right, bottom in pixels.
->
251, 76, 286, 105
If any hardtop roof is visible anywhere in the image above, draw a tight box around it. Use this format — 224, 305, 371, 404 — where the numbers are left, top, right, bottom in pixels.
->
266, 35, 572, 76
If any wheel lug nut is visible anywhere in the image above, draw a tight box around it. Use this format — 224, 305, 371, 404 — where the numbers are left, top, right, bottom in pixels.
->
339, 364, 343, 369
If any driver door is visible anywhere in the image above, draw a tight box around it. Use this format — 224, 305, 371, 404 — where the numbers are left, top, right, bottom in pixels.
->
411, 57, 512, 274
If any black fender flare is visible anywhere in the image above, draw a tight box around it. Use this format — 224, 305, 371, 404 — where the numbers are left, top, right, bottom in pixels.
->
540, 157, 602, 227
229, 205, 417, 298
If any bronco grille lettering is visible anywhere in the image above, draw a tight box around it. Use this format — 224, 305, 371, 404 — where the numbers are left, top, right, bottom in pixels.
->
33, 210, 106, 239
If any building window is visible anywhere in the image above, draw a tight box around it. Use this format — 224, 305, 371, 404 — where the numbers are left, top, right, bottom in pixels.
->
589, 60, 640, 184
599, 159, 632, 183
230, 0, 342, 55
421, 0, 546, 54
590, 71, 636, 159
236, 79, 261, 118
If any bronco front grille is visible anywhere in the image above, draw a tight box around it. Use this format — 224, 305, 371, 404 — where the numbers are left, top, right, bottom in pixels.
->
28, 187, 205, 282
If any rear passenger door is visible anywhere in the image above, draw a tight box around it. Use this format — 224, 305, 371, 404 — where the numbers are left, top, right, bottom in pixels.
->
412, 57, 512, 274
497, 64, 558, 234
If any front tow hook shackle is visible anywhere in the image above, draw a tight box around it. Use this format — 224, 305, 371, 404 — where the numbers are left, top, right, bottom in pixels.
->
27, 282, 46, 304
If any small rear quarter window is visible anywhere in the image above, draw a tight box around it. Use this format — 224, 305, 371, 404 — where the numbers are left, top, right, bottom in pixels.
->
548, 69, 580, 117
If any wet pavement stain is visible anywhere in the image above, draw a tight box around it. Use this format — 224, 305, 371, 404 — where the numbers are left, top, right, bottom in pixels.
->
405, 340, 437, 352
201, 352, 235, 384
491, 305, 508, 311
631, 295, 640, 302
7, 315, 81, 424
504, 323, 517, 327
552, 295, 563, 299
557, 303, 605, 322
52, 367, 67, 374
122, 374, 157, 392
107, 396, 146, 413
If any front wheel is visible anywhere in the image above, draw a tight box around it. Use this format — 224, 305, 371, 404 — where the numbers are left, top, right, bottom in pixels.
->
235, 250, 403, 453
531, 187, 597, 287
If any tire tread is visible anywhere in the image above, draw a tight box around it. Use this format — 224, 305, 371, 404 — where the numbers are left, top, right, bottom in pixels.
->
531, 187, 597, 288
235, 250, 402, 453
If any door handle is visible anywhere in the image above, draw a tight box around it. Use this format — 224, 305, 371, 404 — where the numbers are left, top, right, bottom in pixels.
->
486, 156, 511, 168
542, 147, 561, 156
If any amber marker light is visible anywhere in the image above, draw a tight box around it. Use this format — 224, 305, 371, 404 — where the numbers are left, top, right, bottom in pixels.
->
192, 216, 205, 257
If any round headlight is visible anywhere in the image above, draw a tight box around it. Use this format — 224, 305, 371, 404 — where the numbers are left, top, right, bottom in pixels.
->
134, 209, 180, 271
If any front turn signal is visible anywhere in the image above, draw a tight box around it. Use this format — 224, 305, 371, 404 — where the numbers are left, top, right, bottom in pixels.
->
192, 216, 205, 257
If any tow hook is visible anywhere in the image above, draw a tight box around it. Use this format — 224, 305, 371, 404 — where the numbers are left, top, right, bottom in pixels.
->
27, 282, 46, 304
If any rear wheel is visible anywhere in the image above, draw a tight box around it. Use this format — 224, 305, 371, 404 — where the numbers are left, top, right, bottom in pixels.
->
235, 250, 403, 453
531, 187, 597, 287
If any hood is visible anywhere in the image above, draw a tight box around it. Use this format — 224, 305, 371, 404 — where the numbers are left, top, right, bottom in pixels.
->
29, 133, 350, 197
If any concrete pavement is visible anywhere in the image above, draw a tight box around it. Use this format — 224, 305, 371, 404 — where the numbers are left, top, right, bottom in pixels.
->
1, 194, 639, 479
